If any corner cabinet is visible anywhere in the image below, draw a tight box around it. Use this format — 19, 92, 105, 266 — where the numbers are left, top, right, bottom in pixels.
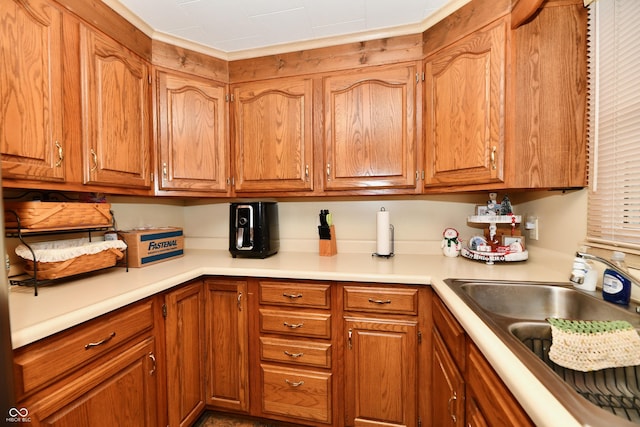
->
231, 77, 314, 193
156, 70, 229, 194
204, 278, 250, 412
322, 64, 419, 192
80, 24, 152, 189
424, 19, 506, 187
164, 281, 206, 427
0, 0, 65, 182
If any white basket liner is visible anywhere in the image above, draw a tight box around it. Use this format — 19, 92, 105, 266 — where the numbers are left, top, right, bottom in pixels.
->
15, 238, 127, 263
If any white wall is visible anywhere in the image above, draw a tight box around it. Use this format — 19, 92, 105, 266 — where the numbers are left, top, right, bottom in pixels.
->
107, 190, 589, 256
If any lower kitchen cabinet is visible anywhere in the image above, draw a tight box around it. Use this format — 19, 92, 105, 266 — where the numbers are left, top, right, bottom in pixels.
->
342, 284, 430, 427
252, 278, 335, 425
432, 293, 533, 426
204, 278, 250, 412
164, 280, 206, 427
465, 342, 533, 427
12, 299, 159, 426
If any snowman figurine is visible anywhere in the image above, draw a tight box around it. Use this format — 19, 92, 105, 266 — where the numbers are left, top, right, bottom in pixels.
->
441, 227, 462, 257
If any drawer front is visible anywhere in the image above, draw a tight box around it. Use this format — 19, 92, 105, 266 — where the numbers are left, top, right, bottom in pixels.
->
343, 286, 418, 315
261, 364, 332, 423
13, 299, 154, 397
259, 280, 330, 309
260, 309, 331, 339
432, 295, 466, 368
260, 337, 332, 368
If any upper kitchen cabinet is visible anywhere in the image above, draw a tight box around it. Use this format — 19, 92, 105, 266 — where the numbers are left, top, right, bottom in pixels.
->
322, 64, 419, 193
1, 0, 65, 182
80, 24, 152, 189
156, 70, 229, 194
231, 77, 313, 193
424, 19, 507, 187
422, 0, 587, 191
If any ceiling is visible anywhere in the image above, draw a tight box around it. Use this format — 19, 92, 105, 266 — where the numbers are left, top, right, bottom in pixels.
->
104, 0, 468, 59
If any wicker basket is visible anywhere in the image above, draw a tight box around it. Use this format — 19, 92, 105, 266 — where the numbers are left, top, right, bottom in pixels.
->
22, 248, 124, 280
16, 238, 127, 281
4, 201, 112, 230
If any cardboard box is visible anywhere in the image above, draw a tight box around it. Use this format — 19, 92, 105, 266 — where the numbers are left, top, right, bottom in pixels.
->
121, 227, 184, 267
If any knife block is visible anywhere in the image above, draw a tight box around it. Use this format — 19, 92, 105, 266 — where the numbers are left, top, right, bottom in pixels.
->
319, 225, 337, 256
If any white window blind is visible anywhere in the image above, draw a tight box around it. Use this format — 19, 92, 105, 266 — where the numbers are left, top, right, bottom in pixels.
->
587, 0, 640, 251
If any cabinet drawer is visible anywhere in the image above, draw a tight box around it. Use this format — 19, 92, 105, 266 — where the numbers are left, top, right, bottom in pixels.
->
259, 280, 330, 309
343, 286, 418, 315
260, 337, 332, 368
260, 309, 331, 339
432, 295, 466, 368
261, 364, 332, 423
13, 299, 154, 397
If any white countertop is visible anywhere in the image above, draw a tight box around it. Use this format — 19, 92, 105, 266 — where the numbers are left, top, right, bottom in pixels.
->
8, 247, 579, 427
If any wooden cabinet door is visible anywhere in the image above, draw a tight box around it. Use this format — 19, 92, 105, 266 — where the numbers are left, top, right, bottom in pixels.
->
157, 70, 229, 193
1, 0, 65, 182
165, 281, 206, 427
205, 279, 249, 412
80, 25, 151, 189
432, 329, 465, 427
30, 337, 158, 427
232, 77, 313, 192
323, 64, 418, 191
424, 19, 507, 187
344, 317, 418, 427
465, 342, 533, 427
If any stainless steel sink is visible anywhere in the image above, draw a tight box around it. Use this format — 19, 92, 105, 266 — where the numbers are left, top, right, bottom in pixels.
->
459, 282, 640, 324
444, 279, 640, 426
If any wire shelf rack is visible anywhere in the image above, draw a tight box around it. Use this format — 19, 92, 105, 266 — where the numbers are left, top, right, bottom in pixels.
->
522, 335, 640, 423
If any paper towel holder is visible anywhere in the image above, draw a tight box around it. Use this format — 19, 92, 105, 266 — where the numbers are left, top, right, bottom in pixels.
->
372, 223, 394, 258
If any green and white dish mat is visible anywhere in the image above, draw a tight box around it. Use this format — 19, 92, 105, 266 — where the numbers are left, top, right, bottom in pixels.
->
547, 318, 640, 372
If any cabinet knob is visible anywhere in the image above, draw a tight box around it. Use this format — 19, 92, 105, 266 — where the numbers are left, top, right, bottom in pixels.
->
162, 162, 168, 178
326, 163, 331, 180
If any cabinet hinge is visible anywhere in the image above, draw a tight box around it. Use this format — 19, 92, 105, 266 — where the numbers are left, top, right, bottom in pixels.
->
418, 330, 422, 344
162, 303, 167, 318
150, 172, 154, 183
418, 416, 422, 427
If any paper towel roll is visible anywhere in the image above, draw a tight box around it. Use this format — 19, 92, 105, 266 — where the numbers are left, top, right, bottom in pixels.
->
376, 208, 391, 255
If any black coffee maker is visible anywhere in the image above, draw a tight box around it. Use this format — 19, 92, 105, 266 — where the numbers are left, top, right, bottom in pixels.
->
229, 202, 279, 258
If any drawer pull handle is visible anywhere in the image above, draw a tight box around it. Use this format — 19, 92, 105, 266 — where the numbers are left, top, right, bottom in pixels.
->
283, 293, 302, 299
283, 322, 304, 329
149, 352, 156, 376
85, 332, 116, 349
285, 379, 305, 387
368, 298, 392, 305
448, 391, 457, 422
284, 351, 304, 358
55, 141, 64, 167
90, 148, 98, 172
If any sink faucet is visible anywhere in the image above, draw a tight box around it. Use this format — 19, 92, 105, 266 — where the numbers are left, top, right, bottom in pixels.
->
575, 251, 640, 289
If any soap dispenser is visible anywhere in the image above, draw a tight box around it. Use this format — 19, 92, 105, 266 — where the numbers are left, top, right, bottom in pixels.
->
602, 251, 632, 305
